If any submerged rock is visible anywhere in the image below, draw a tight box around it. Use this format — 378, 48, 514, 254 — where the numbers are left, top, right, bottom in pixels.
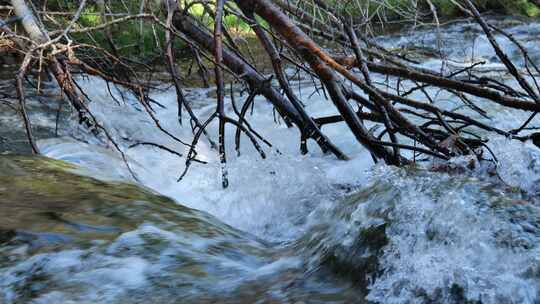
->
0, 79, 69, 155
0, 155, 363, 303
299, 167, 540, 303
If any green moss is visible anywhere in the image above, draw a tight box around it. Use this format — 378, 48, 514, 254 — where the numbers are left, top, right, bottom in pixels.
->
0, 154, 230, 241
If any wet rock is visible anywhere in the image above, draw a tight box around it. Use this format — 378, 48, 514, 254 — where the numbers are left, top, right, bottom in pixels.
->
300, 167, 540, 304
0, 79, 69, 154
0, 155, 364, 303
0, 229, 16, 244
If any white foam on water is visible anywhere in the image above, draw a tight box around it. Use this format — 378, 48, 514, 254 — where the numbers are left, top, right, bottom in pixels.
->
27, 19, 540, 303
362, 171, 540, 303
1, 248, 150, 303
38, 75, 375, 241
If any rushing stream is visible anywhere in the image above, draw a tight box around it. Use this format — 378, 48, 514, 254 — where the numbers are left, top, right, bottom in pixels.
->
1, 18, 540, 303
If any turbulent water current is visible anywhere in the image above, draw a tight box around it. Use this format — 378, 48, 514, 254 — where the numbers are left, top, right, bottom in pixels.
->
1, 18, 540, 303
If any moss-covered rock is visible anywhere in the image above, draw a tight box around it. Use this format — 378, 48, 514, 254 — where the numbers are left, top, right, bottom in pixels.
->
0, 155, 272, 302
0, 154, 250, 242
0, 154, 367, 304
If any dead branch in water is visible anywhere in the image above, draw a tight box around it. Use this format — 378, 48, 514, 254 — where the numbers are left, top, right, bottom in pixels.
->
3, 0, 540, 187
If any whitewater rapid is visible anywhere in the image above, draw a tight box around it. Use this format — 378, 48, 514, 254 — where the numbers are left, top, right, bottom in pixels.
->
19, 18, 540, 303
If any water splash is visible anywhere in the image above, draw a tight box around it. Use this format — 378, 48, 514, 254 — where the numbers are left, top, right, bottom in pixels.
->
4, 18, 540, 303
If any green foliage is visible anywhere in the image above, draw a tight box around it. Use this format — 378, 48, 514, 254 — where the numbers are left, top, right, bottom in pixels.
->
428, 0, 460, 16
503, 0, 540, 17
42, 0, 172, 60
40, 0, 540, 61
78, 7, 101, 27
457, 0, 540, 17
325, 0, 540, 19
424, 0, 540, 17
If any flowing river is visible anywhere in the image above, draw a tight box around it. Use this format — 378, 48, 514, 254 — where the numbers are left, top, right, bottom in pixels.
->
1, 18, 540, 303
